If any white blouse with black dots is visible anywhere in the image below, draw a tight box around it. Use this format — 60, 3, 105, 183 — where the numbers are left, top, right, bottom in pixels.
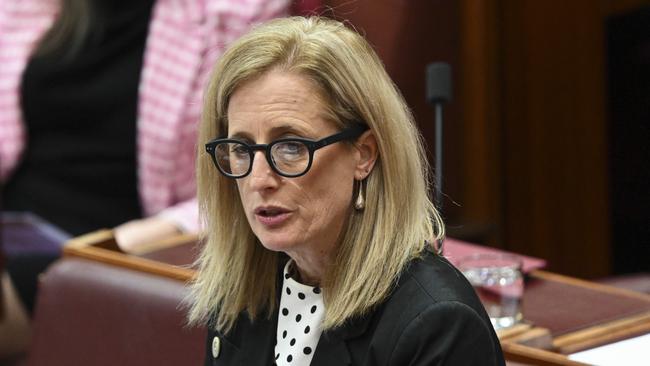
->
274, 260, 325, 366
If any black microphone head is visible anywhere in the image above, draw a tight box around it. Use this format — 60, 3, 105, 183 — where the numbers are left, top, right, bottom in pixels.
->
426, 62, 452, 104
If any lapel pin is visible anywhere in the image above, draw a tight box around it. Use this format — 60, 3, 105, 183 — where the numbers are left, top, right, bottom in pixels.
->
212, 336, 221, 358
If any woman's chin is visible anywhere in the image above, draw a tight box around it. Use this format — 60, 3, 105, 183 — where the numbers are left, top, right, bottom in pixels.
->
256, 234, 299, 253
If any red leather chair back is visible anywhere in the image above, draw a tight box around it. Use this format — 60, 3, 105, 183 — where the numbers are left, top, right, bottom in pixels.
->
27, 259, 204, 366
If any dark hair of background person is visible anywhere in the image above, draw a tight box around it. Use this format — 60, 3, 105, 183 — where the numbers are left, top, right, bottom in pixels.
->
34, 0, 96, 59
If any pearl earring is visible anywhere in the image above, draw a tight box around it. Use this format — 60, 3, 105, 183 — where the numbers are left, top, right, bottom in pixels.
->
354, 180, 365, 210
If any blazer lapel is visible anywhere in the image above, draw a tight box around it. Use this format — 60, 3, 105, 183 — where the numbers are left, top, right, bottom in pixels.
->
310, 332, 352, 366
310, 311, 375, 366
229, 258, 375, 366
237, 313, 278, 366
238, 262, 285, 365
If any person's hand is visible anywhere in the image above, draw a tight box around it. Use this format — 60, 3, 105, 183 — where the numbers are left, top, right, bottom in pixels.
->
114, 216, 182, 253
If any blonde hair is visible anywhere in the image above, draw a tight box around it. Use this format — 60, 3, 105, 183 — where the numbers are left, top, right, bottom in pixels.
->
188, 17, 444, 332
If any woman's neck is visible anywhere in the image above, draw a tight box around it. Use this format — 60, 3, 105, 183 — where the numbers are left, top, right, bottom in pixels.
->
288, 255, 327, 287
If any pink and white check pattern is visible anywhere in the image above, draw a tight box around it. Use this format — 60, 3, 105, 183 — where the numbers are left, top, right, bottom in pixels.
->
0, 0, 289, 232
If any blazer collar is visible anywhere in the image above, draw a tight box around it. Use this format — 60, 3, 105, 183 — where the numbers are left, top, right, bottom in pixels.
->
235, 257, 377, 366
232, 315, 372, 366
310, 308, 376, 366
237, 312, 278, 365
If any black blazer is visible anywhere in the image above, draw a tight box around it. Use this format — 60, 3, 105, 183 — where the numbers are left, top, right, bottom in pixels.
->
205, 250, 505, 365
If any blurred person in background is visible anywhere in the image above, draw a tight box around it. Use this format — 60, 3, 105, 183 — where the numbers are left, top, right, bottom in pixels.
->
0, 0, 289, 357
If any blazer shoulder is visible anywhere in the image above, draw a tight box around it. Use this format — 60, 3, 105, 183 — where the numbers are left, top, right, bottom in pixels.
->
359, 252, 505, 365
399, 252, 485, 311
372, 252, 488, 330
388, 300, 505, 365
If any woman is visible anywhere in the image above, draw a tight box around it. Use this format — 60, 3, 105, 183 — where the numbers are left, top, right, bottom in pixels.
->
0, 0, 288, 357
190, 17, 505, 365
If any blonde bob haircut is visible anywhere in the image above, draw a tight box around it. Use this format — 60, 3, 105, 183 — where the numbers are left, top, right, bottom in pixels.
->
189, 16, 444, 332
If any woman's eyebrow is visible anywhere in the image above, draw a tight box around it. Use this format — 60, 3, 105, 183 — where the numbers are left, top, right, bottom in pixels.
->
228, 131, 252, 140
228, 124, 312, 141
268, 124, 311, 137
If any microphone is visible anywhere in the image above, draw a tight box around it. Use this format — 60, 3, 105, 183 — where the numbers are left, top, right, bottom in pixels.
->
426, 62, 452, 255
426, 63, 452, 105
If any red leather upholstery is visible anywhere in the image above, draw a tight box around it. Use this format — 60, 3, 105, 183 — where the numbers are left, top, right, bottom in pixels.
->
26, 259, 205, 366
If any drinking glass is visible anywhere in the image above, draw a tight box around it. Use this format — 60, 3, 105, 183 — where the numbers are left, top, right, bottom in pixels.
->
458, 253, 524, 330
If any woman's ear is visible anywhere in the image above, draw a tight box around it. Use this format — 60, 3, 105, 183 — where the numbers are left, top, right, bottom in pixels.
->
354, 130, 378, 180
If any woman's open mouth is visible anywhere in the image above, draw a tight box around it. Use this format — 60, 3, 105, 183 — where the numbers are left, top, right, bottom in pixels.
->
254, 206, 292, 227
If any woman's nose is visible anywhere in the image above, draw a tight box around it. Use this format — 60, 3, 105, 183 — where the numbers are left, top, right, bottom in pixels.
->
248, 151, 279, 190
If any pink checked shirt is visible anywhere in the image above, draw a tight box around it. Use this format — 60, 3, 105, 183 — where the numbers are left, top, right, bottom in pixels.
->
0, 0, 289, 232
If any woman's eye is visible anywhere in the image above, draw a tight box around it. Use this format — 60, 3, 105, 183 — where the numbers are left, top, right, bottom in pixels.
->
273, 142, 308, 163
231, 145, 249, 156
278, 142, 306, 155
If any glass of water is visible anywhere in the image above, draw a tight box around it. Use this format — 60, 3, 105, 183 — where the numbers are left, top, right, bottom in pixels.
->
458, 253, 524, 330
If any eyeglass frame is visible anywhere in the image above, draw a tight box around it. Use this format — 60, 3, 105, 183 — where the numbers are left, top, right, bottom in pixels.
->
205, 123, 369, 178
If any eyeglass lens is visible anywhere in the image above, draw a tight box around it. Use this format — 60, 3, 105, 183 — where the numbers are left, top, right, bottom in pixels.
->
215, 141, 310, 177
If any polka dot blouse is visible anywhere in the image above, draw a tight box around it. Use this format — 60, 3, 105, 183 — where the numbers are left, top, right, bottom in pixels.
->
274, 260, 325, 365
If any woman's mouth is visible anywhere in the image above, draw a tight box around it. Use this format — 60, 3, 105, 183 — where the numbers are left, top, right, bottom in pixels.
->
254, 206, 292, 227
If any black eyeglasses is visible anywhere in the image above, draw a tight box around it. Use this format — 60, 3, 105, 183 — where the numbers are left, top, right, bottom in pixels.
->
205, 124, 368, 178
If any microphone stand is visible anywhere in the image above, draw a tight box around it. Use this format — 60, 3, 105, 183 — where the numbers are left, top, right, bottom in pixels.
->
426, 62, 452, 255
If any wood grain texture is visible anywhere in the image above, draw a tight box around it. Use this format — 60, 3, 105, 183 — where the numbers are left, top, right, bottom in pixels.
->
320, 0, 619, 278
63, 230, 196, 282
553, 311, 650, 354
456, 0, 504, 246
501, 342, 590, 366
497, 0, 612, 278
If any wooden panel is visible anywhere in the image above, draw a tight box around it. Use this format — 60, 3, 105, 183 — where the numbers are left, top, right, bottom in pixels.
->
316, 1, 615, 277
456, 0, 504, 246
499, 0, 611, 278
601, 0, 650, 15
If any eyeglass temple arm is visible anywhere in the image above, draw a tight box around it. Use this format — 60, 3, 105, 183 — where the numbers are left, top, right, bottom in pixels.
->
313, 124, 368, 149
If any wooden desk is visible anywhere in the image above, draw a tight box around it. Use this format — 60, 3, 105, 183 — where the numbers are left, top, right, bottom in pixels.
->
64, 230, 650, 366
498, 270, 650, 365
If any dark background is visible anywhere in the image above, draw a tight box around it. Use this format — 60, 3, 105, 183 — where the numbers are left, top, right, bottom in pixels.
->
321, 0, 650, 279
